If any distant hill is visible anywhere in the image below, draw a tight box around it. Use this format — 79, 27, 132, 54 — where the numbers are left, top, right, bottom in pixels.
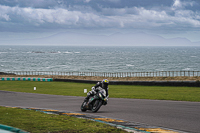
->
1, 32, 200, 46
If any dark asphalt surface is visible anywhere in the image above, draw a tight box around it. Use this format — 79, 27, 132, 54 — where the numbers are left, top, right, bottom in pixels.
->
0, 90, 200, 133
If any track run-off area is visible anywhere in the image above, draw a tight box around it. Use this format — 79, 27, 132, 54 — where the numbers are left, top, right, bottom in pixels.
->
0, 90, 200, 133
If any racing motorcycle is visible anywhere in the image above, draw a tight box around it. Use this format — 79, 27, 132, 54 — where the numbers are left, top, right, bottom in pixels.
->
81, 89, 107, 113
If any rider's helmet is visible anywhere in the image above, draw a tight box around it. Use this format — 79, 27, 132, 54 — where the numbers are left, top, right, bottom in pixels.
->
102, 79, 109, 88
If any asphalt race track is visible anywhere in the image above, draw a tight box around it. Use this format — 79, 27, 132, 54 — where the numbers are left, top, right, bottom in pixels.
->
0, 90, 200, 133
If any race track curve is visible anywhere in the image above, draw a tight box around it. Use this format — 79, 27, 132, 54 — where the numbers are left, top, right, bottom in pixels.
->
0, 91, 199, 133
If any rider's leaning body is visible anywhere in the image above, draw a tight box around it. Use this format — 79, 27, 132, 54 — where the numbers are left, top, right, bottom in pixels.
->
84, 79, 109, 103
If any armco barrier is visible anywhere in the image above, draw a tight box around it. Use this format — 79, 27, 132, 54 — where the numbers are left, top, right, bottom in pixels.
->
1, 77, 200, 87
54, 79, 200, 87
1, 77, 53, 82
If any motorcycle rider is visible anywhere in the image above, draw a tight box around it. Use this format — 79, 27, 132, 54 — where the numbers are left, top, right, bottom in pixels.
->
84, 79, 109, 104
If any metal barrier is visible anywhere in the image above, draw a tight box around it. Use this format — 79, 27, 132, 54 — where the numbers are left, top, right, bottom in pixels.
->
1, 77, 53, 82
2, 71, 200, 77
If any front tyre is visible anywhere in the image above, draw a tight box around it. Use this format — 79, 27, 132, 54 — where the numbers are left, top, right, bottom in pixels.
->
81, 101, 87, 112
92, 100, 102, 112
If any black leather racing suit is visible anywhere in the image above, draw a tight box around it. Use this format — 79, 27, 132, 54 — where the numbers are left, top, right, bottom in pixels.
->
84, 81, 109, 101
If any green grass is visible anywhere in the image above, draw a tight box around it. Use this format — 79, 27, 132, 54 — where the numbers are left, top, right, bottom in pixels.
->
0, 81, 199, 132
112, 85, 200, 101
0, 81, 200, 102
0, 106, 126, 133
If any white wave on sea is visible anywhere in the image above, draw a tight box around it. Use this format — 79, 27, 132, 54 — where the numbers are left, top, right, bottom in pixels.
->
126, 64, 134, 67
63, 51, 73, 54
183, 68, 191, 71
0, 45, 200, 72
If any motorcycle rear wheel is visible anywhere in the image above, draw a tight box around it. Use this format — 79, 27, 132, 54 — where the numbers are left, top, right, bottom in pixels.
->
92, 100, 102, 112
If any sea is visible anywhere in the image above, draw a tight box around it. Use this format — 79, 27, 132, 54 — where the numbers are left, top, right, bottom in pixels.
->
0, 45, 200, 73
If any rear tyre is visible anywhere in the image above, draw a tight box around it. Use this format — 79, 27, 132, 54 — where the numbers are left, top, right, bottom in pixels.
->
92, 100, 102, 112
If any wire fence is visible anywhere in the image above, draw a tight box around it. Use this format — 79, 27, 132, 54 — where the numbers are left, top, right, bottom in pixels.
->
2, 71, 200, 77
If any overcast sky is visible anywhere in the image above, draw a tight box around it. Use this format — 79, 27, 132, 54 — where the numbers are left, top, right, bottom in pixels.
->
0, 0, 200, 45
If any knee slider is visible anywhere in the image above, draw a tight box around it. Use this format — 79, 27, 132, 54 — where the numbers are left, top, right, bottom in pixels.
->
87, 91, 91, 96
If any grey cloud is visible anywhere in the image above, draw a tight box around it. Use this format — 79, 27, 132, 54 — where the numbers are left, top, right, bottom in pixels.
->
173, 0, 197, 8
0, 0, 58, 8
0, 0, 175, 9
0, 0, 200, 34
0, 5, 119, 29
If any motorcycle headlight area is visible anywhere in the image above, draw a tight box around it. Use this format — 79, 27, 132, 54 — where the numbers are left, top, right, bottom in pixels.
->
99, 90, 106, 97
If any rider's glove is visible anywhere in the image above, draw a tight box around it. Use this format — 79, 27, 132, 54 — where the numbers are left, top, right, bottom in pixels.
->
104, 95, 109, 101
104, 97, 108, 105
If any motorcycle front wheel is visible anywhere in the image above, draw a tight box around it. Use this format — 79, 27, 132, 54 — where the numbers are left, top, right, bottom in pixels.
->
80, 101, 87, 112
92, 100, 102, 112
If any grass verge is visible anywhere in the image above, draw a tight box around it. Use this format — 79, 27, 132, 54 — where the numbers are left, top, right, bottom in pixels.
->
0, 81, 200, 102
0, 106, 126, 133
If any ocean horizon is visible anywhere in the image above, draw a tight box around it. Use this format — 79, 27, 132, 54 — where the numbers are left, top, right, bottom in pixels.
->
0, 45, 200, 73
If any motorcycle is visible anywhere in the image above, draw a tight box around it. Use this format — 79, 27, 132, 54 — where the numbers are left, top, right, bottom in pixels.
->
81, 89, 107, 112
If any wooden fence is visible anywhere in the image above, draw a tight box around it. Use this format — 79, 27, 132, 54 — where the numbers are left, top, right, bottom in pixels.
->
3, 71, 200, 77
